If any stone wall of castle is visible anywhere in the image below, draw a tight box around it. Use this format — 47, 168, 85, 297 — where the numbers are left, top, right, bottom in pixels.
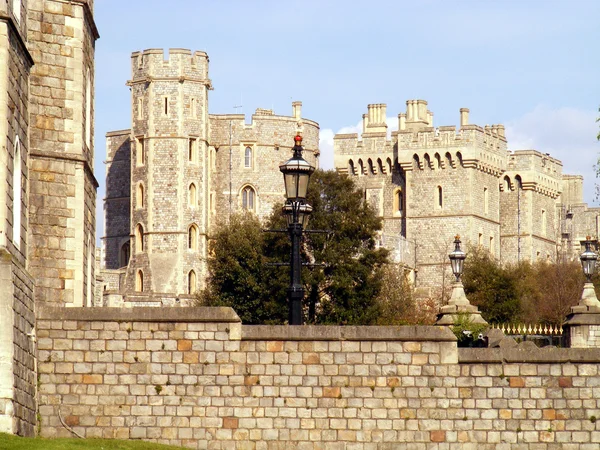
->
103, 130, 131, 271
334, 100, 585, 293
0, 1, 36, 437
209, 104, 319, 224
27, 0, 99, 307
35, 306, 600, 448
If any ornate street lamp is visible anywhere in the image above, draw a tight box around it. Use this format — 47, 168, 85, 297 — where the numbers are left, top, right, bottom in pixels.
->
580, 237, 597, 282
577, 237, 600, 308
280, 135, 315, 325
436, 233, 487, 326
282, 202, 313, 230
279, 135, 315, 202
448, 235, 466, 282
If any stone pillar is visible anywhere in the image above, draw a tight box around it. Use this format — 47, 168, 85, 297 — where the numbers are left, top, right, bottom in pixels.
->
564, 283, 600, 347
460, 108, 469, 127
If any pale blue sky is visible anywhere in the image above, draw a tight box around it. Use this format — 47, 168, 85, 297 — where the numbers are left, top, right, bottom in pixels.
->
94, 0, 600, 240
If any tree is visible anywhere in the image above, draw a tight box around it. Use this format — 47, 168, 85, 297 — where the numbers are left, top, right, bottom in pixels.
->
200, 170, 390, 325
461, 245, 521, 323
198, 213, 288, 324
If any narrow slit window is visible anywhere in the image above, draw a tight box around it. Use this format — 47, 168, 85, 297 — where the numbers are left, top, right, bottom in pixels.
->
136, 270, 144, 292
188, 224, 198, 250
164, 96, 169, 115
138, 97, 143, 120
136, 138, 145, 166
437, 186, 443, 208
135, 224, 144, 252
13, 138, 21, 249
189, 139, 197, 162
244, 146, 252, 168
191, 97, 197, 118
136, 183, 144, 208
188, 270, 197, 295
189, 183, 197, 207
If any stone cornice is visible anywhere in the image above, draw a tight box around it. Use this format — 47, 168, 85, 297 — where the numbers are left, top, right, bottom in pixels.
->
29, 151, 99, 188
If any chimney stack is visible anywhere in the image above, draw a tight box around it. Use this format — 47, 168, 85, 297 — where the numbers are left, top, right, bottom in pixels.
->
460, 108, 469, 127
292, 101, 302, 119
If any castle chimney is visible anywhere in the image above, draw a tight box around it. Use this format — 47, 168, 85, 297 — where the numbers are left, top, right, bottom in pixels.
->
406, 100, 414, 121
367, 104, 376, 126
460, 108, 469, 127
496, 124, 505, 138
491, 125, 498, 135
379, 104, 387, 125
292, 101, 302, 119
427, 110, 433, 127
417, 100, 428, 122
363, 113, 368, 133
399, 113, 406, 131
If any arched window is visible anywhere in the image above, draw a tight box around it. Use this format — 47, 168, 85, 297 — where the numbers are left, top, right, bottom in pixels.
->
12, 137, 21, 249
12, 0, 21, 23
188, 224, 198, 250
242, 186, 256, 211
515, 175, 522, 189
189, 183, 197, 207
136, 183, 144, 208
377, 158, 384, 174
244, 146, 252, 168
394, 189, 404, 216
135, 224, 144, 252
437, 186, 443, 208
387, 158, 393, 174
188, 270, 197, 295
348, 159, 355, 175
119, 241, 130, 268
503, 176, 511, 191
136, 270, 143, 292
358, 159, 364, 176
434, 153, 441, 169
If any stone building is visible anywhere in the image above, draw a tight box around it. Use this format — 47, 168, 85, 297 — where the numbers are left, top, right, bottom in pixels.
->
100, 48, 319, 306
334, 100, 599, 294
0, 0, 98, 436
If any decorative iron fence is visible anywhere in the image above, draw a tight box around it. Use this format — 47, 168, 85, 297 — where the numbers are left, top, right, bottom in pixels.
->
490, 323, 563, 347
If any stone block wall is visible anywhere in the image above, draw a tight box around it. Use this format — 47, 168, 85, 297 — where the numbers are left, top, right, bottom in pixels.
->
0, 251, 35, 437
35, 306, 600, 448
210, 105, 320, 224
27, 0, 99, 307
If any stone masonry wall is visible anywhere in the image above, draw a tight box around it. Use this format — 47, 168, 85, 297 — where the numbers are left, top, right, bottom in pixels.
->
0, 251, 36, 437
27, 0, 99, 307
36, 307, 600, 449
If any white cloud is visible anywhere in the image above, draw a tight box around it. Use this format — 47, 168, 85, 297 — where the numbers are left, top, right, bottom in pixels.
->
505, 105, 600, 205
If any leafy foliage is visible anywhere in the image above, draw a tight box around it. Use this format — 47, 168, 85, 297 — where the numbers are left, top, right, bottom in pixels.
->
462, 245, 585, 325
199, 170, 391, 325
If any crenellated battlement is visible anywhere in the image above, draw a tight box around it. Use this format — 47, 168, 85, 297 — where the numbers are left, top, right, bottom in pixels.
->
502, 150, 563, 198
129, 48, 210, 85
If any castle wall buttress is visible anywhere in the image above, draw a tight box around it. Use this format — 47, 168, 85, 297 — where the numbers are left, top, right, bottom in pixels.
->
28, 0, 99, 307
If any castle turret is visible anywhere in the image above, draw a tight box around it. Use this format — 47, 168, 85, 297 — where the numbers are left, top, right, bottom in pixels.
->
125, 48, 211, 300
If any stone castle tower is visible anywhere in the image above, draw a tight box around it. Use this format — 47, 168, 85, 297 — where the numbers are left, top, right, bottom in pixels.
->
335, 100, 579, 292
101, 48, 319, 306
0, 0, 98, 435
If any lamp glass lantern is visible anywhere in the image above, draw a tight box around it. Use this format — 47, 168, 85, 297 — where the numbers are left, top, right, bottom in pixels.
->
580, 237, 598, 282
279, 135, 315, 202
449, 235, 466, 282
283, 202, 313, 230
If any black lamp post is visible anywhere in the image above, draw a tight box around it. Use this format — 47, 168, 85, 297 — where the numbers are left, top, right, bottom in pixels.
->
448, 235, 466, 282
279, 135, 315, 325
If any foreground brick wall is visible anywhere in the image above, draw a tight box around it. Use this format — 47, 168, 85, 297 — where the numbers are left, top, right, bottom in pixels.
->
36, 307, 600, 449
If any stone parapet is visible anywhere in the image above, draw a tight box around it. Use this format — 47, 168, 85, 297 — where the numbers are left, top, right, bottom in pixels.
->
33, 308, 600, 447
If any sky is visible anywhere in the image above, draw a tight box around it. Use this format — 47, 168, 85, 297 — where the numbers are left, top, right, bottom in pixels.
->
93, 0, 600, 242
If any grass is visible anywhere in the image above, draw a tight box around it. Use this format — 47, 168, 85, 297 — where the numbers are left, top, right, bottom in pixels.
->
0, 433, 187, 450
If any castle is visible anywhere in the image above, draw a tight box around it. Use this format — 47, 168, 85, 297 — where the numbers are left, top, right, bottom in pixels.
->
99, 48, 319, 306
100, 65, 600, 302
2, 0, 600, 441
334, 101, 600, 293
